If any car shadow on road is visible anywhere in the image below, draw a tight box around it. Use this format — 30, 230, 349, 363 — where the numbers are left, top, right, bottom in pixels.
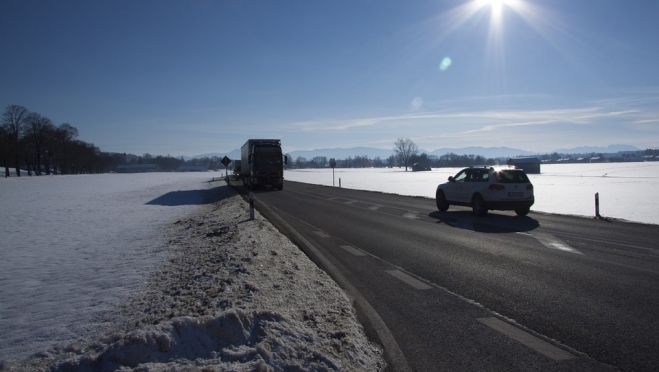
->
428, 210, 540, 233
146, 184, 235, 206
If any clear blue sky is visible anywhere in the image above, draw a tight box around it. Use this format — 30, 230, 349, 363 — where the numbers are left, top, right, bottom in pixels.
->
2, 0, 658, 156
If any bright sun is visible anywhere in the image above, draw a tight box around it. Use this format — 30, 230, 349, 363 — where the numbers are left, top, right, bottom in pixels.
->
428, 0, 545, 66
474, 0, 522, 23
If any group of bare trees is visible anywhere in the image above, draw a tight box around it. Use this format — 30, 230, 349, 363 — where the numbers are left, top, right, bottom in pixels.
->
393, 138, 503, 168
285, 138, 509, 170
287, 138, 422, 170
288, 155, 389, 169
1, 104, 106, 177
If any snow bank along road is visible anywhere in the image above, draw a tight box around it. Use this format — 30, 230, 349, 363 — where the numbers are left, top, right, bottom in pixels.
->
1, 175, 384, 371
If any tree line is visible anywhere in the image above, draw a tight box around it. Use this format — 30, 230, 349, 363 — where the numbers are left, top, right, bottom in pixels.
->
0, 104, 232, 177
5, 108, 656, 177
1, 104, 107, 177
136, 153, 229, 171
287, 137, 659, 170
286, 137, 503, 169
286, 152, 504, 169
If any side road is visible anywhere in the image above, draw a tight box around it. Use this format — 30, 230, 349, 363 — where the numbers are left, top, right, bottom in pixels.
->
4, 181, 385, 371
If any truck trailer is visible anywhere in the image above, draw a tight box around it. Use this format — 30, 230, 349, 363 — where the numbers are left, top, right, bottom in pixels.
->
240, 139, 287, 190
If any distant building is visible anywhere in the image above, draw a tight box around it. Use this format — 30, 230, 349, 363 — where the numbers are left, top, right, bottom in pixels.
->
412, 163, 431, 172
177, 165, 209, 172
115, 164, 159, 173
507, 157, 541, 174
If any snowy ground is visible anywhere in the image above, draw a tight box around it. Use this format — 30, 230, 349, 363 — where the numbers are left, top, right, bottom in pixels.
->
0, 173, 384, 371
285, 162, 659, 226
1, 161, 655, 370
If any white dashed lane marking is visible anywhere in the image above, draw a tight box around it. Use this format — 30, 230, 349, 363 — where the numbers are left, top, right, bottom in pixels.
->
528, 232, 583, 255
386, 270, 432, 290
313, 231, 331, 238
340, 245, 368, 256
477, 317, 576, 361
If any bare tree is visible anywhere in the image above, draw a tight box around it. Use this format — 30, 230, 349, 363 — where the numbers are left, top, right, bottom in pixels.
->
24, 111, 55, 175
47, 123, 79, 174
0, 124, 9, 177
2, 105, 29, 176
393, 137, 418, 171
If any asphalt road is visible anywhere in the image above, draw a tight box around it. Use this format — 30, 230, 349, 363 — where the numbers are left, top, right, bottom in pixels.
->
233, 180, 659, 372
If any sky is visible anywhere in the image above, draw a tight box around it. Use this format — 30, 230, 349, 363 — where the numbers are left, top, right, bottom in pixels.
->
1, 0, 658, 157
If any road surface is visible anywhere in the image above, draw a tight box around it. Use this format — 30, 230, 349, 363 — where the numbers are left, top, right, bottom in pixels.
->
233, 180, 659, 371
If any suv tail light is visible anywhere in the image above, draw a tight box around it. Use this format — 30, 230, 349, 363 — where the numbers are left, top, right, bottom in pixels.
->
488, 184, 505, 191
527, 184, 534, 190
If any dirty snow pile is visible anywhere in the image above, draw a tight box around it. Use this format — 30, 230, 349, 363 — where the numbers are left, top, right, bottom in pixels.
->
7, 185, 385, 371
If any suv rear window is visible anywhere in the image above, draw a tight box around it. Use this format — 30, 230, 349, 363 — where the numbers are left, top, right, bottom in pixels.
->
495, 170, 530, 183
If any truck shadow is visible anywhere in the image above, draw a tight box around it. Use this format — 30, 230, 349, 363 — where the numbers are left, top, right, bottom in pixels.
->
146, 184, 234, 206
428, 210, 540, 233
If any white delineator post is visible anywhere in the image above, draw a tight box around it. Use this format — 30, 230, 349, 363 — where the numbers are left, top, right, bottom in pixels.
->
249, 191, 255, 220
595, 192, 601, 218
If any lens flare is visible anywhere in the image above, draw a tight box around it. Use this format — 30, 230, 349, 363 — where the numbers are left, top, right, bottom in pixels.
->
439, 57, 452, 71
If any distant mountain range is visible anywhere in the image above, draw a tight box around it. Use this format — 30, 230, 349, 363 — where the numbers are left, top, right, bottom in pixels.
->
551, 144, 640, 155
191, 144, 641, 161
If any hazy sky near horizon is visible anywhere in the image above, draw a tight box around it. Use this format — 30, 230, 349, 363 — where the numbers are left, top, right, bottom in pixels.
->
2, 0, 658, 157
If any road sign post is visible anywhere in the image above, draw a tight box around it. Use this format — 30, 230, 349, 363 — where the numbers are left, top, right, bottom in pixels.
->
221, 156, 231, 181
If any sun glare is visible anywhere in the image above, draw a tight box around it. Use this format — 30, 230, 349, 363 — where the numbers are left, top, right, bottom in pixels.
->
474, 0, 523, 24
426, 0, 559, 82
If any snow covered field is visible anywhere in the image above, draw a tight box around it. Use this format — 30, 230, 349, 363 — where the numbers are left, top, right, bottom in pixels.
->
0, 172, 218, 362
1, 172, 383, 370
1, 161, 656, 369
285, 162, 659, 226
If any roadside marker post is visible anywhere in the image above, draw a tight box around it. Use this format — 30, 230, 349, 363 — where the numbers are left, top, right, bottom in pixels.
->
330, 159, 337, 187
595, 192, 601, 218
249, 192, 255, 220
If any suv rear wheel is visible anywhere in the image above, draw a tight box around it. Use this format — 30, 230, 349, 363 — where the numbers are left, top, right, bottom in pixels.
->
472, 194, 488, 216
515, 207, 530, 216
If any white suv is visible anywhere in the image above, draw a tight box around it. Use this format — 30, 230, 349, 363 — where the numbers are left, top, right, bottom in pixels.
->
436, 167, 534, 216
